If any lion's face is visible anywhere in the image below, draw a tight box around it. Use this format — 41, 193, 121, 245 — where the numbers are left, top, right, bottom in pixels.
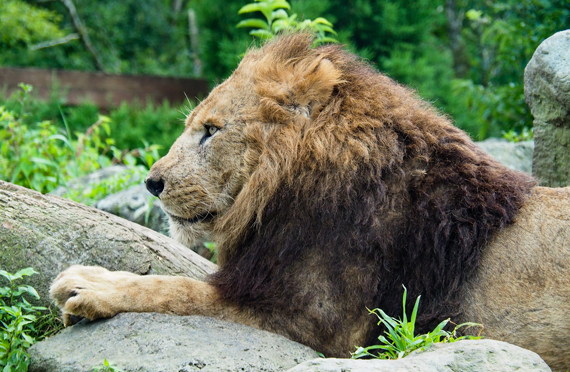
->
146, 72, 258, 247
146, 36, 344, 249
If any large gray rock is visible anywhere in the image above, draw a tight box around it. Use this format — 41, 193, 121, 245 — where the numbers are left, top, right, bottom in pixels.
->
96, 184, 214, 259
29, 313, 318, 372
287, 340, 550, 372
475, 138, 534, 173
0, 181, 216, 308
96, 184, 169, 236
50, 165, 138, 197
525, 30, 570, 187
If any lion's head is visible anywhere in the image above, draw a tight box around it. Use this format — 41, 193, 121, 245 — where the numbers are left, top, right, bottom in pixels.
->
146, 33, 535, 337
146, 34, 346, 258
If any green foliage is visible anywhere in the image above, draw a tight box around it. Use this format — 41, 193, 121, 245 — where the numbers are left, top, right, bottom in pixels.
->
1, 0, 196, 75
2, 0, 568, 139
93, 359, 125, 372
352, 286, 482, 360
503, 127, 533, 143
106, 101, 186, 155
237, 0, 338, 44
203, 242, 218, 263
0, 85, 111, 193
0, 87, 185, 159
0, 84, 162, 202
0, 268, 46, 372
448, 0, 568, 138
0, 0, 65, 48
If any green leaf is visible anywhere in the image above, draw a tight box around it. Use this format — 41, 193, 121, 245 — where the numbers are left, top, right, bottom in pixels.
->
313, 17, 333, 26
48, 134, 74, 152
318, 36, 339, 44
249, 29, 274, 40
238, 2, 271, 20
316, 24, 337, 35
30, 157, 57, 168
268, 0, 290, 11
236, 19, 270, 30
271, 9, 289, 20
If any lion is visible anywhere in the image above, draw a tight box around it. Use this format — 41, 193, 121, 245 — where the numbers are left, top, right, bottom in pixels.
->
50, 33, 570, 369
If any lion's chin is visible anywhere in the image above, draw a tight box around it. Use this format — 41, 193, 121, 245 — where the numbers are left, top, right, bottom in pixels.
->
168, 215, 212, 249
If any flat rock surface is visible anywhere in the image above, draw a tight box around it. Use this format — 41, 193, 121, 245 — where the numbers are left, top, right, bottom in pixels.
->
29, 313, 318, 372
287, 339, 551, 372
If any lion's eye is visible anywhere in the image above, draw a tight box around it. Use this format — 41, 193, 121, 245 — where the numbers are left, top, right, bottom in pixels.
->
200, 125, 218, 145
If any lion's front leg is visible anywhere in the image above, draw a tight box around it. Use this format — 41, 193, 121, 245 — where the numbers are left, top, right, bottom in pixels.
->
50, 265, 245, 326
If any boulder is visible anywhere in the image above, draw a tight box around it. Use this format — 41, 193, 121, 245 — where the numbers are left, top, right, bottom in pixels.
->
0, 181, 216, 308
475, 139, 534, 173
525, 30, 570, 187
95, 184, 169, 236
50, 165, 138, 197
29, 313, 318, 372
95, 184, 214, 259
287, 340, 550, 372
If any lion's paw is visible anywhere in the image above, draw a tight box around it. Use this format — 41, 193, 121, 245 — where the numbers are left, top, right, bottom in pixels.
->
50, 265, 135, 326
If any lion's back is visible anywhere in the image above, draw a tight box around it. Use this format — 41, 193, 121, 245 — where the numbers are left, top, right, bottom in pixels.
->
462, 186, 570, 370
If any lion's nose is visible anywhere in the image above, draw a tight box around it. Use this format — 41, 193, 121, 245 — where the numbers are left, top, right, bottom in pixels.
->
145, 177, 165, 197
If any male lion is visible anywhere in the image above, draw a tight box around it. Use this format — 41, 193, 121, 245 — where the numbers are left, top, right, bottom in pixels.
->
51, 34, 570, 369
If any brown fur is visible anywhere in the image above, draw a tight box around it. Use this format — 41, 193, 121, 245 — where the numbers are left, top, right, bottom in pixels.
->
50, 34, 570, 369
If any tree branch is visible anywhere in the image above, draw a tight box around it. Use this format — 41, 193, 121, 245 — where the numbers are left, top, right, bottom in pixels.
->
59, 0, 108, 72
29, 33, 79, 51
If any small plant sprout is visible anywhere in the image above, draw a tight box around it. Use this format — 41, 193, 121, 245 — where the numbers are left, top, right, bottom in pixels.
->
93, 358, 125, 372
237, 0, 338, 45
352, 285, 483, 360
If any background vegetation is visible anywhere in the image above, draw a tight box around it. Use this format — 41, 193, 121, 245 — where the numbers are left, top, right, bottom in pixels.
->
2, 0, 568, 140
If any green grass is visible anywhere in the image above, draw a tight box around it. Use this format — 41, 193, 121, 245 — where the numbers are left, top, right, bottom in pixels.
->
1, 84, 162, 204
352, 286, 482, 360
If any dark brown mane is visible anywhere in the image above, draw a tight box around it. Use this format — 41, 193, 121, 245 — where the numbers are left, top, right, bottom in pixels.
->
210, 34, 536, 348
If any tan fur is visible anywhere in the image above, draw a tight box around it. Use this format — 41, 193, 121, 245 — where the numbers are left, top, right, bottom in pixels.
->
50, 34, 570, 369
462, 187, 570, 370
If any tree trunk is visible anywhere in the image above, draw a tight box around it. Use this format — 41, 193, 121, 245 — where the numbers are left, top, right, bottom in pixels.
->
445, 0, 469, 78
0, 181, 217, 307
188, 9, 203, 77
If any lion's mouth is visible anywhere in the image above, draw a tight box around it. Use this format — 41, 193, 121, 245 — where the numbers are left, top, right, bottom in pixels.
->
169, 211, 217, 225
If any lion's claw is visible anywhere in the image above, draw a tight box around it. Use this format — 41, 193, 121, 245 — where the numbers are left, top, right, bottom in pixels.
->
50, 265, 129, 325
63, 313, 85, 326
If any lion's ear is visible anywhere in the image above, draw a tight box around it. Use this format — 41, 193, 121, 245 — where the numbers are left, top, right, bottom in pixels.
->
257, 57, 343, 123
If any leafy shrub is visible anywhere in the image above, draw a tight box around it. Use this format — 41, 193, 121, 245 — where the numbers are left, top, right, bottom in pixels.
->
106, 100, 187, 156
0, 0, 64, 48
237, 0, 338, 45
0, 268, 48, 372
0, 84, 162, 203
352, 286, 482, 360
0, 85, 187, 158
502, 127, 533, 143
0, 105, 111, 193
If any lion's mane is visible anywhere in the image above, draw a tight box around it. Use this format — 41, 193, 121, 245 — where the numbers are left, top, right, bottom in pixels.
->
210, 34, 536, 343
